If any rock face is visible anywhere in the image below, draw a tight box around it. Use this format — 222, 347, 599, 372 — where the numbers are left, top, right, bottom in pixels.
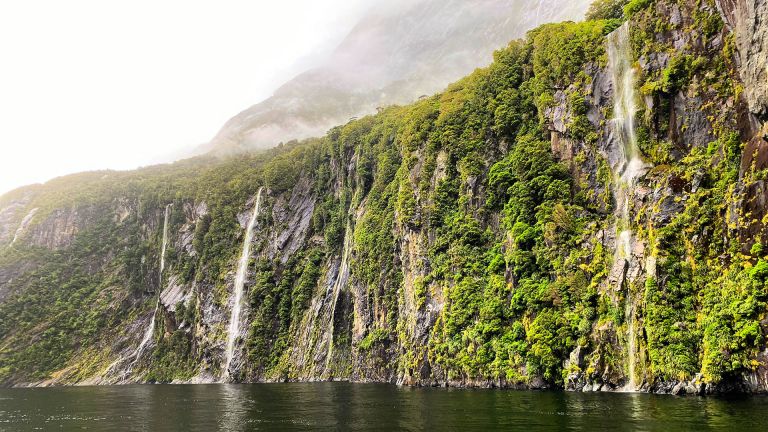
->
716, 0, 768, 249
3, 0, 768, 395
0, 201, 29, 246
26, 208, 83, 250
717, 0, 768, 118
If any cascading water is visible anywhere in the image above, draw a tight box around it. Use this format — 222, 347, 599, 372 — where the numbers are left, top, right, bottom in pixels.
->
222, 187, 264, 381
159, 204, 171, 276
325, 221, 353, 369
122, 204, 172, 376
607, 22, 647, 391
10, 208, 38, 246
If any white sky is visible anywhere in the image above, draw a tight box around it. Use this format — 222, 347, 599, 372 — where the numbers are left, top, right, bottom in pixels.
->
0, 0, 372, 196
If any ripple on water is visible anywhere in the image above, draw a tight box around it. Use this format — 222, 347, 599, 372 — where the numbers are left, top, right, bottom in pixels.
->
0, 384, 766, 431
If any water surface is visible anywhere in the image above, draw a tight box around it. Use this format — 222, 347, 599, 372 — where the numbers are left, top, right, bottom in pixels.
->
1, 383, 767, 431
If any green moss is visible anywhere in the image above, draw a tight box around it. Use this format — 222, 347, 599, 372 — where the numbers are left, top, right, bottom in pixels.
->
359, 329, 389, 351
623, 0, 652, 18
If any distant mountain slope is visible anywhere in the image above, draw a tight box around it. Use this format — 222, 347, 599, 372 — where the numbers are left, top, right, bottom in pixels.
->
205, 0, 592, 154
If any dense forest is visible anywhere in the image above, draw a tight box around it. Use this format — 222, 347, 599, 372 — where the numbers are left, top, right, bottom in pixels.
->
1, 0, 767, 394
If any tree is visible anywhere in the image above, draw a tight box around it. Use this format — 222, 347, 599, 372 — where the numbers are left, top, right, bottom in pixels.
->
586, 0, 628, 20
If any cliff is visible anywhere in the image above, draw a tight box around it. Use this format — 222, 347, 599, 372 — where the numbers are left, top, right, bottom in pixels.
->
1, 0, 767, 395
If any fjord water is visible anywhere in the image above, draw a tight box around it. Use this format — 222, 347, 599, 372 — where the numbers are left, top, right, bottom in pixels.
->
1, 384, 767, 431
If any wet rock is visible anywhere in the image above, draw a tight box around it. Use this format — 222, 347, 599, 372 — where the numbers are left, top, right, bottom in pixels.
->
268, 177, 315, 264
160, 275, 192, 313
9, 208, 39, 246
529, 376, 548, 389
672, 93, 716, 150
717, 0, 768, 118
651, 189, 685, 227
28, 207, 86, 250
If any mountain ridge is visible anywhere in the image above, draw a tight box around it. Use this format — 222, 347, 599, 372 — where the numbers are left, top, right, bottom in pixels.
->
202, 0, 592, 155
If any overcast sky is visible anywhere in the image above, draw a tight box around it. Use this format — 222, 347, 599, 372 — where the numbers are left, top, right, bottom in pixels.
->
0, 0, 373, 196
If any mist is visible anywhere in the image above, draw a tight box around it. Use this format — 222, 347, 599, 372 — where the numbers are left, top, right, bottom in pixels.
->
0, 0, 590, 197
0, 0, 374, 196
206, 0, 592, 154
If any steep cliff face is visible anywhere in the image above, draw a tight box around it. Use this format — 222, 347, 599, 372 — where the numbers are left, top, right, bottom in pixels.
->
717, 0, 768, 118
1, 0, 768, 394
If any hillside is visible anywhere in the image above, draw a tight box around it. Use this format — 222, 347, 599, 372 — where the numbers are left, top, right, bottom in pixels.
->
1, 0, 768, 395
204, 0, 592, 154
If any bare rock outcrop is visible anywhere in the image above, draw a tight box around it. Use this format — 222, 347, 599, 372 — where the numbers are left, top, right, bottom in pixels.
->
717, 0, 768, 118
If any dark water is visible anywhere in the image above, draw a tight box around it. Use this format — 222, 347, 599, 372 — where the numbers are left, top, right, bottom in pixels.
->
1, 383, 767, 431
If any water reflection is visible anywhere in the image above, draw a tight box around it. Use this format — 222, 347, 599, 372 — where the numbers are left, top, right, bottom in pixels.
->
218, 384, 246, 431
0, 384, 767, 431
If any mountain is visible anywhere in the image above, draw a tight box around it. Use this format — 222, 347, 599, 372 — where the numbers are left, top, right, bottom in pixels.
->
2, 0, 768, 395
203, 0, 593, 154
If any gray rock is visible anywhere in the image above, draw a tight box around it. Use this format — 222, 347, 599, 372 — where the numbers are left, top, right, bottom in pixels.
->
0, 196, 32, 246
160, 275, 191, 313
717, 0, 768, 118
545, 90, 570, 134
670, 4, 683, 25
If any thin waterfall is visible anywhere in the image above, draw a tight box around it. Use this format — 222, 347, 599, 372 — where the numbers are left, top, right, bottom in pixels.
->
10, 208, 38, 246
123, 204, 172, 376
160, 203, 171, 275
607, 22, 646, 391
325, 221, 353, 370
222, 187, 264, 381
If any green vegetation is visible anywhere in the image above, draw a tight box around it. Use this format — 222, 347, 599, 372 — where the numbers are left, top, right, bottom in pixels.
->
0, 0, 766, 392
623, 0, 653, 18
586, 0, 629, 21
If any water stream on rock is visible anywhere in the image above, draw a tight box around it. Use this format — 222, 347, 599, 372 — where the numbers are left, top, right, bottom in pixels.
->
607, 22, 647, 392
223, 187, 264, 381
325, 221, 353, 370
120, 204, 172, 377
10, 208, 38, 246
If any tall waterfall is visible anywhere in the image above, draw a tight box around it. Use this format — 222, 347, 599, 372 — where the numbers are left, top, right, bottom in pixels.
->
125, 204, 172, 375
607, 22, 646, 391
325, 221, 353, 369
222, 187, 264, 381
160, 204, 171, 276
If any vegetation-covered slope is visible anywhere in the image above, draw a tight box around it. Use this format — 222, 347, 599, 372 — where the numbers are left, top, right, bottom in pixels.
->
205, 0, 592, 154
1, 0, 767, 394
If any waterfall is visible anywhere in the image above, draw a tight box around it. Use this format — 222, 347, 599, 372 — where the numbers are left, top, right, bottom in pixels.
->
325, 221, 353, 370
222, 187, 264, 381
123, 204, 172, 376
128, 304, 160, 371
160, 203, 171, 276
607, 22, 646, 391
10, 208, 38, 246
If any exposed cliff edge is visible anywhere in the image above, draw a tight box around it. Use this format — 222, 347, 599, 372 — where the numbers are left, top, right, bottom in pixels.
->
1, 0, 768, 396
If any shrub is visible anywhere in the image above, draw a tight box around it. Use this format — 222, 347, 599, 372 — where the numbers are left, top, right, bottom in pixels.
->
624, 0, 653, 18
586, 0, 629, 20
